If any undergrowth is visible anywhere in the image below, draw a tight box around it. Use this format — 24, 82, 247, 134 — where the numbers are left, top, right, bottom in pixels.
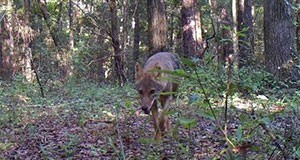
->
0, 63, 299, 159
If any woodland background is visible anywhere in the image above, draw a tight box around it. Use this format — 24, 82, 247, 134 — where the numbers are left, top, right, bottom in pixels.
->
0, 0, 300, 159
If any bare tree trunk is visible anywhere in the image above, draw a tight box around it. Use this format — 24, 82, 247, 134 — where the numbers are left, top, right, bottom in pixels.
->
296, 0, 300, 53
169, 12, 175, 52
23, 0, 34, 82
121, 0, 129, 50
69, 0, 74, 50
109, 0, 127, 85
1, 1, 16, 80
182, 0, 203, 58
238, 0, 254, 67
133, 0, 140, 64
218, 8, 232, 64
37, 0, 61, 47
0, 13, 4, 79
264, 0, 296, 78
58, 2, 63, 32
147, 0, 167, 56
232, 0, 239, 63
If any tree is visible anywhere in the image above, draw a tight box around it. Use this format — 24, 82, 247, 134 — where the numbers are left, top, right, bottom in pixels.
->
238, 0, 254, 67
181, 0, 203, 58
69, 0, 74, 50
37, 0, 61, 47
218, 7, 232, 64
296, 0, 300, 53
133, 0, 140, 64
147, 0, 167, 55
109, 0, 127, 85
23, 0, 34, 82
232, 0, 239, 62
1, 1, 15, 80
264, 0, 296, 78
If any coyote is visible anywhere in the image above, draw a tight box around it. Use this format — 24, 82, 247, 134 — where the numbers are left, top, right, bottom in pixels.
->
135, 52, 181, 140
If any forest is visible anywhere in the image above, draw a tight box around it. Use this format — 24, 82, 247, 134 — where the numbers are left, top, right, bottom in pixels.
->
0, 0, 300, 159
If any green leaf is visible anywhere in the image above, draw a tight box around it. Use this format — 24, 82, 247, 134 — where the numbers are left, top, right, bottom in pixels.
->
179, 117, 197, 129
181, 58, 196, 68
139, 137, 154, 144
236, 125, 243, 142
197, 110, 215, 120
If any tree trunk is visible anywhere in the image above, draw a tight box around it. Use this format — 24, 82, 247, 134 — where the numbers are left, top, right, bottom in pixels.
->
296, 0, 300, 53
23, 0, 34, 82
238, 0, 254, 67
147, 0, 167, 56
37, 0, 61, 47
109, 0, 127, 85
264, 0, 296, 78
0, 13, 4, 79
133, 0, 140, 64
121, 0, 129, 50
218, 8, 232, 64
232, 0, 239, 63
182, 0, 203, 58
1, 1, 16, 80
69, 0, 74, 50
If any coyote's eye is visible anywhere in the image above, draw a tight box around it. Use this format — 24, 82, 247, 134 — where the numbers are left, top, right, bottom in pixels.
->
149, 89, 156, 95
138, 89, 143, 95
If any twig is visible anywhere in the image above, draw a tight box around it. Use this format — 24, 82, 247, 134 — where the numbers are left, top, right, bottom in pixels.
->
260, 122, 288, 159
193, 65, 235, 149
115, 104, 126, 159
31, 59, 45, 98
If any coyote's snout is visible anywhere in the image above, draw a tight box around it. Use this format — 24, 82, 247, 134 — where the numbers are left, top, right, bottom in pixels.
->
135, 52, 180, 140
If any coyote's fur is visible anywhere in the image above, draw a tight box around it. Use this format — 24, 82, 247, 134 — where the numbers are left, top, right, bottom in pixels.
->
135, 52, 180, 140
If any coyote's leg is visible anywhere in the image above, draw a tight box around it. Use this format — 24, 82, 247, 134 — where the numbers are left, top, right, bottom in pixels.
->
151, 101, 161, 140
159, 95, 171, 135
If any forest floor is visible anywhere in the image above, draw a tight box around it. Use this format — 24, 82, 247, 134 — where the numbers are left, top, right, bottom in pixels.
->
0, 82, 299, 159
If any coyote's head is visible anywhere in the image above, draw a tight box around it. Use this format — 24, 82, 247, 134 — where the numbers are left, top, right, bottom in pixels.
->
135, 62, 163, 114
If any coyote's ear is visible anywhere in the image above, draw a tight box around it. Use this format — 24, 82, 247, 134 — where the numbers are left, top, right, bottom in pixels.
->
153, 63, 162, 79
135, 62, 144, 81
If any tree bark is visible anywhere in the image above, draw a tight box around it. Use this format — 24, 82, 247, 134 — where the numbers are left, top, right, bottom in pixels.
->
232, 0, 239, 63
37, 0, 61, 47
296, 0, 300, 53
147, 0, 167, 56
69, 0, 74, 50
23, 0, 34, 82
109, 0, 127, 85
238, 0, 254, 67
1, 1, 15, 80
218, 8, 232, 64
182, 0, 203, 58
264, 0, 296, 78
133, 0, 140, 64
0, 13, 4, 79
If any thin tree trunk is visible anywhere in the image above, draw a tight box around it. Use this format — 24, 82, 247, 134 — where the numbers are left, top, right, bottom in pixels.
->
238, 0, 254, 67
232, 0, 239, 63
121, 0, 129, 50
219, 8, 232, 64
110, 0, 127, 85
169, 12, 174, 52
147, 0, 167, 56
69, 0, 74, 50
133, 0, 140, 64
0, 13, 4, 79
296, 0, 300, 53
23, 0, 34, 82
2, 1, 16, 80
37, 0, 60, 47
182, 0, 203, 58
